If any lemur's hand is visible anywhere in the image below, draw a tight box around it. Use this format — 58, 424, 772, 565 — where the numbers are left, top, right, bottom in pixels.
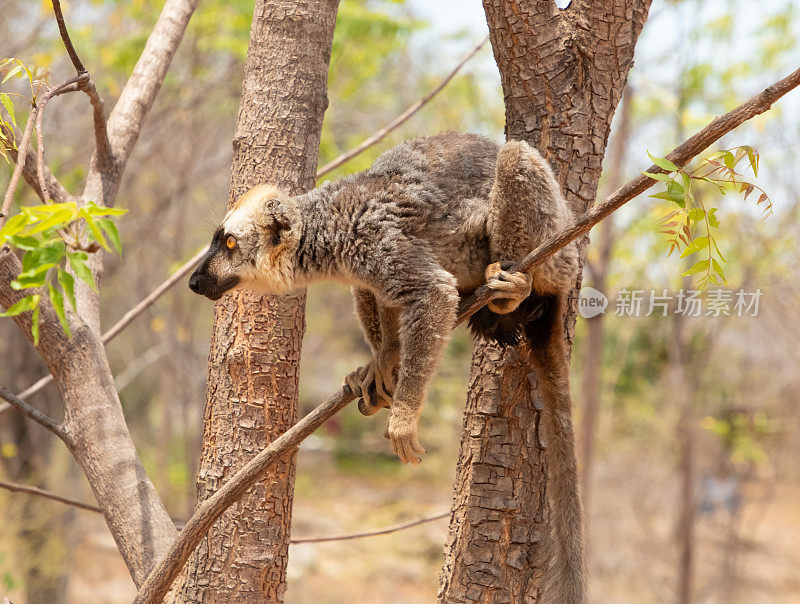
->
343, 351, 397, 416
484, 261, 533, 314
385, 407, 426, 464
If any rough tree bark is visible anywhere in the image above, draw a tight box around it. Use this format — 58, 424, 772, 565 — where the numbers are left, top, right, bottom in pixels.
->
439, 2, 651, 601
178, 0, 340, 600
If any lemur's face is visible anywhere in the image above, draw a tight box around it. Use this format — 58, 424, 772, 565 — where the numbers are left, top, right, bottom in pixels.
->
189, 185, 298, 300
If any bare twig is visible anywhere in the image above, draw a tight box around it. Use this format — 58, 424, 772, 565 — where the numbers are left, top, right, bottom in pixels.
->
35, 75, 89, 202
0, 245, 207, 416
0, 384, 64, 440
0, 106, 37, 228
0, 479, 100, 513
0, 128, 72, 204
51, 0, 87, 74
315, 35, 489, 179
133, 387, 356, 604
0, 479, 446, 548
134, 64, 800, 603
0, 475, 448, 544
291, 510, 449, 544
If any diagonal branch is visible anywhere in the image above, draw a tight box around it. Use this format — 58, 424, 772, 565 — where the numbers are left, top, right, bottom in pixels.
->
316, 35, 489, 179
83, 0, 200, 206
0, 106, 38, 228
0, 479, 100, 513
0, 138, 73, 204
134, 63, 800, 603
0, 245, 207, 416
35, 74, 89, 202
51, 0, 86, 74
0, 384, 65, 441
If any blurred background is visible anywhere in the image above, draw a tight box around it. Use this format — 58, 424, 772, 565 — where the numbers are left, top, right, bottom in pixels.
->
1, 0, 799, 601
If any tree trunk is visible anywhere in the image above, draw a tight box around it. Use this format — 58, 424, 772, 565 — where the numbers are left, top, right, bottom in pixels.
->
179, 0, 339, 600
439, 2, 650, 601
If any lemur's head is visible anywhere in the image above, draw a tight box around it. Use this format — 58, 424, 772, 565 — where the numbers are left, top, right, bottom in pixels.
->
189, 184, 300, 300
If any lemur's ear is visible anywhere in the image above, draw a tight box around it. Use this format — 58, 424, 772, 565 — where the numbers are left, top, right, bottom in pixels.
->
257, 196, 292, 245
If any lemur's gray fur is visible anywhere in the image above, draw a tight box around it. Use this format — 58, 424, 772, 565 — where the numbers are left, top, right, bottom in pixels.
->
189, 132, 585, 603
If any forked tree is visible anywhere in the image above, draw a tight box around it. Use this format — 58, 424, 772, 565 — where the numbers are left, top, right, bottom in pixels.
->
2, 0, 799, 602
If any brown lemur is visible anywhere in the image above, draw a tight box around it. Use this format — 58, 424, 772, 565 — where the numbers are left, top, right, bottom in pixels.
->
189, 132, 584, 602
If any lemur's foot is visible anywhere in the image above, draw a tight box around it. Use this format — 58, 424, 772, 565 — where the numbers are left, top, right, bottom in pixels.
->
385, 408, 426, 464
344, 356, 396, 416
484, 261, 532, 314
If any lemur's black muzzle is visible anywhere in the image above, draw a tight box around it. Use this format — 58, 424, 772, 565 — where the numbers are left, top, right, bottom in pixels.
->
188, 256, 239, 301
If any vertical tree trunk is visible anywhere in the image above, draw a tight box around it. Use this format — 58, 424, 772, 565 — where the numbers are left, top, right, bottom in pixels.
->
179, 0, 339, 600
439, 2, 650, 601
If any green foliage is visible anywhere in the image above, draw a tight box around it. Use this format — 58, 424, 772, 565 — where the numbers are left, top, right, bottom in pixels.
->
0, 201, 126, 344
702, 410, 776, 466
645, 146, 771, 287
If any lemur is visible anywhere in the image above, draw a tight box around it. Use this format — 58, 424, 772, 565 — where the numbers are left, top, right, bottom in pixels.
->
189, 132, 584, 603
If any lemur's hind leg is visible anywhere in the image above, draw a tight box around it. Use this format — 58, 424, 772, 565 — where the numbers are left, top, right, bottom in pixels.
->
484, 140, 577, 310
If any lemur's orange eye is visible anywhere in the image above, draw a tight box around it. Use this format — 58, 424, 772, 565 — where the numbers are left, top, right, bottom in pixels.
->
226, 235, 237, 250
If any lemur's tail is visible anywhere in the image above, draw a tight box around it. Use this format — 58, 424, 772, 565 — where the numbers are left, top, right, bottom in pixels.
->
467, 137, 586, 603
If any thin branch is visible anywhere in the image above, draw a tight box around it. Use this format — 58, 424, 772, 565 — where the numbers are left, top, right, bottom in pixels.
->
315, 35, 489, 179
291, 510, 449, 544
0, 475, 448, 544
0, 479, 100, 513
51, 0, 86, 74
0, 384, 65, 440
0, 106, 37, 228
0, 245, 207, 416
133, 387, 356, 604
0, 127, 72, 204
35, 75, 89, 202
134, 64, 800, 603
85, 0, 200, 206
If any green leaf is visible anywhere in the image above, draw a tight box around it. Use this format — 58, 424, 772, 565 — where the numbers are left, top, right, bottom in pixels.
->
711, 259, 726, 285
707, 208, 720, 228
682, 259, 710, 276
67, 252, 96, 291
48, 283, 70, 337
680, 236, 709, 258
57, 268, 76, 310
9, 235, 40, 250
0, 213, 30, 240
711, 236, 728, 263
25, 202, 77, 215
97, 218, 122, 254
647, 151, 679, 172
0, 93, 15, 126
687, 208, 705, 222
1, 64, 23, 84
82, 201, 127, 216
81, 211, 110, 251
742, 145, 758, 177
642, 171, 672, 182
11, 263, 54, 289
0, 294, 37, 317
25, 209, 74, 235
